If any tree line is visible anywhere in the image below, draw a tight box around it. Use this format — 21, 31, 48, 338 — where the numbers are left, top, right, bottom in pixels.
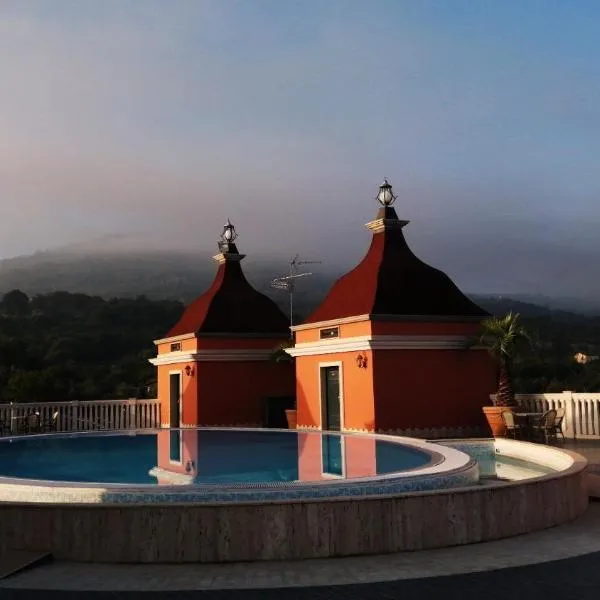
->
1, 288, 600, 403
0, 290, 182, 403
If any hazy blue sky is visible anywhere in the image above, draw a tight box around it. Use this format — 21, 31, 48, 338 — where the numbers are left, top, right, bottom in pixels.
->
1, 1, 600, 297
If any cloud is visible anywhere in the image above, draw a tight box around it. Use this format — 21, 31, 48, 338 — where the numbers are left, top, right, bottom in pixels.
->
0, 1, 599, 299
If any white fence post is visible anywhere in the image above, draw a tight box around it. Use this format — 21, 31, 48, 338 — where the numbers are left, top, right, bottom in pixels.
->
128, 398, 137, 429
562, 390, 575, 439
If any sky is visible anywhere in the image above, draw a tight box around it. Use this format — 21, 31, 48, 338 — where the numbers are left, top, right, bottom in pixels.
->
1, 0, 600, 298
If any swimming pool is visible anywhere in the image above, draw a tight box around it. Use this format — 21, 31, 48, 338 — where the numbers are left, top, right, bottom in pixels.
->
0, 428, 477, 503
0, 429, 434, 485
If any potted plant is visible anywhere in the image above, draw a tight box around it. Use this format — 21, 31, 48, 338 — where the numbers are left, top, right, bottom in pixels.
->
479, 312, 529, 437
285, 404, 297, 430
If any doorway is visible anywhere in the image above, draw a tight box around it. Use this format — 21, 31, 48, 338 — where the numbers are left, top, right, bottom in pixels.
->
320, 365, 341, 431
169, 372, 182, 462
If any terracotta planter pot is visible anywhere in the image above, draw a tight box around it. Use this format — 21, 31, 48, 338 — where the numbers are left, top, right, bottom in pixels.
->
482, 406, 513, 437
285, 409, 297, 430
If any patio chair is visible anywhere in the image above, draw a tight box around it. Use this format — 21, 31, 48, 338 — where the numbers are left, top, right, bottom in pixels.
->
41, 411, 60, 433
553, 407, 565, 439
502, 411, 525, 439
26, 412, 41, 434
0, 418, 11, 437
531, 409, 557, 444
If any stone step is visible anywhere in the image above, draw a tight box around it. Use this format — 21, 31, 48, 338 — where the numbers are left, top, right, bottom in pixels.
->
0, 550, 52, 580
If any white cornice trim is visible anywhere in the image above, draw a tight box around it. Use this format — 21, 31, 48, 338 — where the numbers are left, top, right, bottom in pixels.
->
212, 252, 245, 264
153, 333, 196, 346
286, 334, 482, 357
291, 314, 371, 332
149, 348, 274, 365
365, 217, 409, 233
292, 313, 483, 331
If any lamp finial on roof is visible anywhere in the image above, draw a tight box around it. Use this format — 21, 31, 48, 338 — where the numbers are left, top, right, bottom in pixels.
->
218, 219, 238, 253
376, 178, 397, 207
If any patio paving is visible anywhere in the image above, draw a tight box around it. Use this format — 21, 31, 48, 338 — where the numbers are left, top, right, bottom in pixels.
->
2, 548, 600, 599
560, 439, 600, 465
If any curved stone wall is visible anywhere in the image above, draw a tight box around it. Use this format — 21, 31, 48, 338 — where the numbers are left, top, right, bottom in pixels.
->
0, 441, 587, 563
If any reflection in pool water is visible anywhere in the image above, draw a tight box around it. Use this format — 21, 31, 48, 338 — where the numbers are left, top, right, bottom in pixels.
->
0, 429, 434, 486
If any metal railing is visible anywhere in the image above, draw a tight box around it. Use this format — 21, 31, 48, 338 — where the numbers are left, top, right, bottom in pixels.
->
0, 399, 161, 435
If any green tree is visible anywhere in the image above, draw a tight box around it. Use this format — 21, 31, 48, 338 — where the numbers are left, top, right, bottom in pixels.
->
1, 290, 30, 316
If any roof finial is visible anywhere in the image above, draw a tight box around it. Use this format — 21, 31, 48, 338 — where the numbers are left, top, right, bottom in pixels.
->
376, 178, 397, 206
218, 218, 238, 253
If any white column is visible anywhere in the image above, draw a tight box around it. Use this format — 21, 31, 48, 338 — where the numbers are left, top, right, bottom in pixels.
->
562, 390, 575, 439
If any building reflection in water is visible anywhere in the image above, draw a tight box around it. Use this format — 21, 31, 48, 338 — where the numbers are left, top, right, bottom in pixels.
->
149, 429, 379, 485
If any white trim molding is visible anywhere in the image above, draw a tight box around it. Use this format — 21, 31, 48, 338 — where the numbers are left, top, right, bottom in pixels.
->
212, 252, 246, 264
287, 334, 482, 357
365, 217, 409, 234
149, 349, 274, 366
291, 314, 371, 332
154, 333, 196, 346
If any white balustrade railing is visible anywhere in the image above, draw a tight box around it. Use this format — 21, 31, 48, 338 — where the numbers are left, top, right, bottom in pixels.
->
492, 391, 600, 440
3, 393, 600, 440
0, 399, 161, 435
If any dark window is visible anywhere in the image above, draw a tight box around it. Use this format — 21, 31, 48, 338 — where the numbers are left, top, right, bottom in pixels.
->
170, 342, 182, 352
320, 327, 339, 340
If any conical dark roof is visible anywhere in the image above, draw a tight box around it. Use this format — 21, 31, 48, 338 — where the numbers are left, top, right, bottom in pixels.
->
304, 205, 488, 324
166, 229, 289, 338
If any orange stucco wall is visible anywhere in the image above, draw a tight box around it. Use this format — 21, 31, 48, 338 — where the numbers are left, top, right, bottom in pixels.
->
373, 348, 496, 430
295, 351, 375, 431
157, 362, 199, 426
370, 321, 482, 336
156, 337, 198, 354
155, 334, 294, 428
294, 319, 482, 343
158, 360, 293, 427
294, 319, 495, 433
196, 360, 294, 426
295, 320, 371, 344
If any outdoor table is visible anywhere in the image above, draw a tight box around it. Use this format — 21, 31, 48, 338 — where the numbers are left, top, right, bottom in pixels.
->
513, 412, 543, 439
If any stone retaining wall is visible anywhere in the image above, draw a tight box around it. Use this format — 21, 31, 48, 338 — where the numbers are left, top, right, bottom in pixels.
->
0, 452, 588, 563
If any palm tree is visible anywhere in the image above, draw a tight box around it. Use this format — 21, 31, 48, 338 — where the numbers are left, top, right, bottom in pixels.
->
269, 338, 295, 363
479, 312, 530, 407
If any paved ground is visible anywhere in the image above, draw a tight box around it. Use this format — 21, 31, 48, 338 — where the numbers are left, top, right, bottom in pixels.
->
2, 551, 600, 600
561, 439, 600, 464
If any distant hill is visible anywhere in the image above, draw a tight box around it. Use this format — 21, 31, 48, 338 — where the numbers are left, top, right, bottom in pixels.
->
0, 244, 336, 318
471, 295, 581, 321
0, 243, 595, 320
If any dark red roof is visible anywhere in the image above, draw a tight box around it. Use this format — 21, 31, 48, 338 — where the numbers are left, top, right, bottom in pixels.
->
304, 207, 488, 324
166, 251, 289, 338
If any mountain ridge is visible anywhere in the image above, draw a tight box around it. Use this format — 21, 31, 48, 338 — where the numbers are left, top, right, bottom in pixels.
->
1, 245, 598, 317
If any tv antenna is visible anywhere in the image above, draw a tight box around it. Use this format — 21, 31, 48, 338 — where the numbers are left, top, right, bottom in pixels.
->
271, 254, 322, 329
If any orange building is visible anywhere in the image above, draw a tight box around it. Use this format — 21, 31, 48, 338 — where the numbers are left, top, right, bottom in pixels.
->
288, 180, 496, 437
150, 221, 294, 429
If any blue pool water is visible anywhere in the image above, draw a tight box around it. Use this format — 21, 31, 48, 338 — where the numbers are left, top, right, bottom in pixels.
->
0, 429, 433, 486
